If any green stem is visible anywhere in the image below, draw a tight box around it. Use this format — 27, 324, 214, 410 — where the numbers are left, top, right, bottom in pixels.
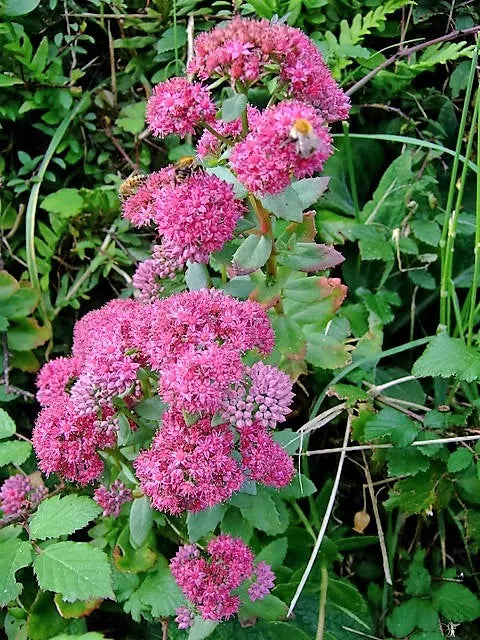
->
439, 42, 479, 327
342, 121, 360, 222
441, 89, 479, 332
467, 84, 480, 346
315, 563, 328, 640
292, 502, 317, 543
25, 93, 90, 325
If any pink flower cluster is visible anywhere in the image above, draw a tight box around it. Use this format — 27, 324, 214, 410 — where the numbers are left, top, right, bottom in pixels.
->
34, 300, 142, 485
94, 480, 132, 517
0, 475, 47, 522
123, 169, 245, 299
146, 77, 216, 138
188, 16, 350, 123
230, 101, 332, 195
170, 535, 275, 625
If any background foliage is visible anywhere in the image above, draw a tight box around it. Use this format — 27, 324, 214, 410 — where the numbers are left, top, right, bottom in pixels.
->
1, 0, 480, 638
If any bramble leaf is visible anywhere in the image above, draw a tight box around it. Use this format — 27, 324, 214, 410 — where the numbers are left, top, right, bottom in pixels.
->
0, 539, 32, 605
29, 495, 101, 540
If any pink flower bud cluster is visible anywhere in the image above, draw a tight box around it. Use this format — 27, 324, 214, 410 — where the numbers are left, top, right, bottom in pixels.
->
94, 480, 132, 517
146, 77, 216, 138
188, 16, 350, 123
222, 362, 294, 429
230, 100, 332, 195
170, 535, 275, 625
0, 475, 47, 522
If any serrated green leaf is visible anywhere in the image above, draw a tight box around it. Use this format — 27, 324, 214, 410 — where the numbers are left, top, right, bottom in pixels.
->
117, 102, 146, 135
278, 474, 316, 500
40, 189, 84, 217
0, 270, 19, 300
0, 539, 32, 606
412, 333, 480, 381
447, 448, 473, 473
29, 495, 101, 540
34, 541, 114, 602
255, 538, 287, 569
135, 559, 186, 617
363, 407, 419, 447
1, 286, 39, 319
432, 582, 480, 622
0, 408, 16, 439
239, 593, 288, 621
7, 318, 51, 351
0, 441, 32, 466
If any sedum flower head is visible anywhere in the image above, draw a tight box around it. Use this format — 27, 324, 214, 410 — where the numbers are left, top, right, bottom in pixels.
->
230, 100, 332, 195
146, 77, 216, 138
0, 474, 47, 521
94, 479, 132, 517
36, 356, 80, 407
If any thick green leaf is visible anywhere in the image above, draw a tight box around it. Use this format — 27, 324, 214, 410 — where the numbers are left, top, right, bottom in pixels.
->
0, 539, 32, 605
239, 488, 288, 535
260, 187, 303, 222
129, 497, 153, 549
412, 333, 480, 381
34, 541, 114, 602
291, 177, 330, 209
188, 618, 218, 640
186, 262, 210, 291
447, 448, 473, 473
29, 495, 101, 540
278, 242, 344, 273
232, 235, 272, 274
0, 441, 32, 466
221, 94, 247, 122
239, 594, 288, 621
278, 474, 316, 500
363, 407, 419, 447
133, 395, 167, 421
0, 408, 16, 439
187, 504, 226, 542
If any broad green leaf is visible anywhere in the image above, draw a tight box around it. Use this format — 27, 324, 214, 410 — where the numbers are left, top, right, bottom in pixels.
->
239, 488, 287, 535
7, 318, 51, 351
188, 618, 218, 640
0, 270, 19, 300
117, 102, 146, 135
255, 538, 287, 569
53, 593, 102, 619
291, 177, 330, 209
187, 504, 226, 542
328, 577, 371, 631
135, 560, 186, 617
29, 495, 101, 540
412, 333, 480, 381
34, 541, 114, 602
447, 448, 473, 473
50, 634, 106, 640
232, 235, 272, 274
133, 395, 167, 421
239, 594, 288, 621
406, 551, 431, 597
27, 591, 69, 640
156, 25, 187, 53
363, 407, 419, 447
384, 448, 430, 476
2, 0, 41, 16
114, 526, 157, 574
386, 599, 421, 637
40, 189, 84, 218
384, 469, 438, 515
0, 441, 32, 466
306, 333, 352, 370
221, 94, 247, 122
1, 286, 39, 319
0, 539, 32, 605
0, 408, 15, 439
129, 497, 153, 549
278, 474, 316, 500
220, 507, 253, 542
432, 582, 480, 622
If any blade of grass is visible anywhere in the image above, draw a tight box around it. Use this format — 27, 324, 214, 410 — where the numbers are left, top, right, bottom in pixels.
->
441, 87, 479, 333
467, 79, 480, 346
342, 121, 360, 222
25, 93, 91, 326
439, 41, 479, 328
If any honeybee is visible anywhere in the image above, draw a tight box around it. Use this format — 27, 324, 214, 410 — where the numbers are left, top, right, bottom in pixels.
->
118, 172, 148, 201
289, 118, 320, 159
174, 155, 202, 184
